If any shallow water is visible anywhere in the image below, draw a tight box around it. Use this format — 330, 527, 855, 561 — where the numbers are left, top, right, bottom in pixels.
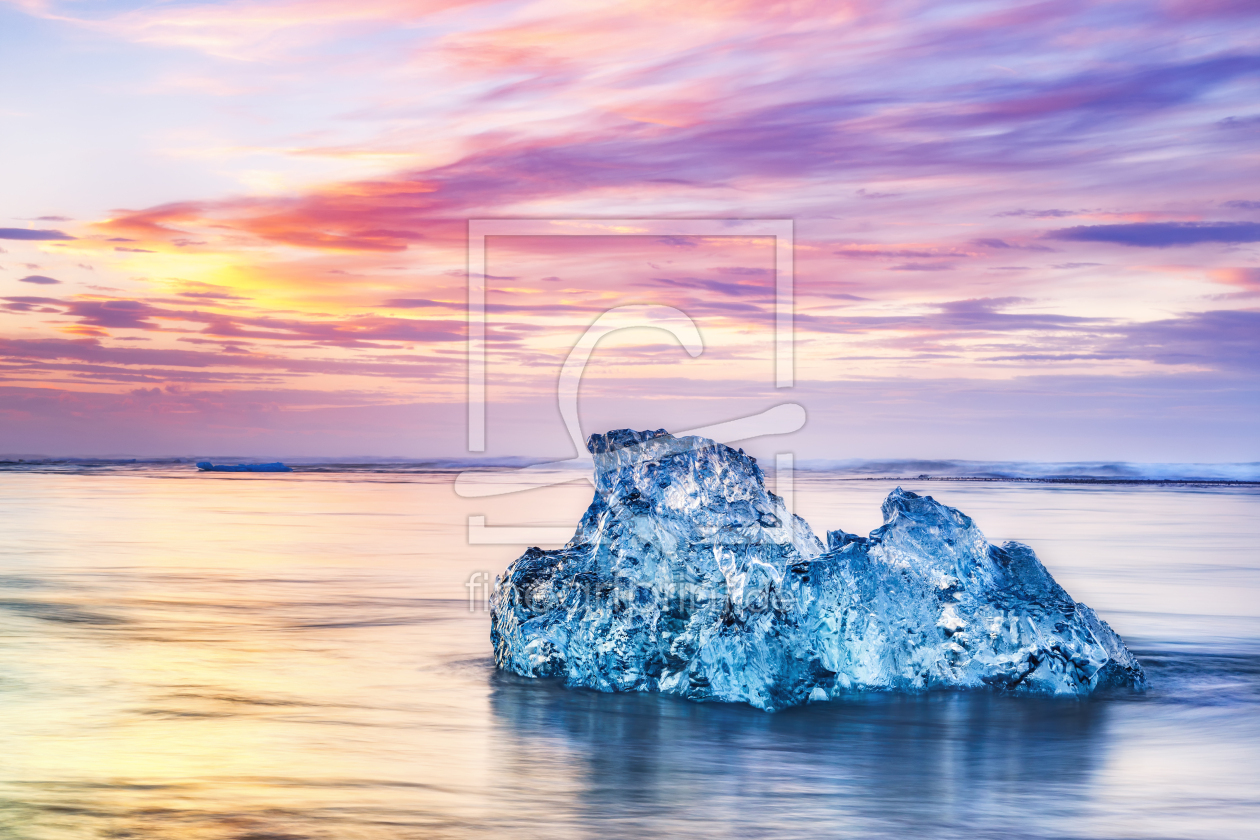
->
0, 469, 1257, 839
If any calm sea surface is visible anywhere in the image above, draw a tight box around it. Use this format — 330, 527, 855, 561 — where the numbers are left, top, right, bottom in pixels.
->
1, 467, 1258, 839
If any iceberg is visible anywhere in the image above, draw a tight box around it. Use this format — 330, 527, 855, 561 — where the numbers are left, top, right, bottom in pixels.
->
196, 462, 293, 472
490, 429, 1145, 711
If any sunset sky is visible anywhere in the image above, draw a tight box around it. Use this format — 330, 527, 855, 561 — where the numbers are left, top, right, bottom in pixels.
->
1, 0, 1258, 461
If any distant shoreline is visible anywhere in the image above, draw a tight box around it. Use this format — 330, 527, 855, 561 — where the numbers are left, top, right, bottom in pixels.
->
2, 460, 1258, 487
837, 476, 1260, 487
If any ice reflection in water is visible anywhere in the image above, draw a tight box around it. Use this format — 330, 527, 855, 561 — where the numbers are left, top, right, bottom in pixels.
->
0, 469, 1256, 839
491, 677, 1109, 837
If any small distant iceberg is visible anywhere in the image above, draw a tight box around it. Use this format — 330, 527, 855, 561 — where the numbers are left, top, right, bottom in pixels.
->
491, 428, 1145, 711
195, 462, 292, 473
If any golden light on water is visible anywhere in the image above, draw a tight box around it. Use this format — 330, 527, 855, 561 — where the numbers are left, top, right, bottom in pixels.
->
1, 470, 1258, 838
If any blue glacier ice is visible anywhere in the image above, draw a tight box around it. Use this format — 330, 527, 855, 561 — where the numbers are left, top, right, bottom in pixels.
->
490, 429, 1145, 711
196, 462, 292, 472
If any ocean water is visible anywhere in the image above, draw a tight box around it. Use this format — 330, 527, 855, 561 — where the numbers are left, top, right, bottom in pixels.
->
0, 467, 1258, 839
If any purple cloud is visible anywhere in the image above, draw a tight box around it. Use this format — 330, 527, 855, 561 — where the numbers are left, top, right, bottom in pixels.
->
3, 291, 467, 347
1, 295, 62, 312
792, 297, 1099, 336
646, 276, 773, 299
1048, 221, 1260, 247
838, 248, 967, 259
971, 238, 1054, 252
18, 275, 60, 285
0, 228, 73, 240
0, 337, 455, 381
995, 209, 1077, 218
1116, 309, 1260, 371
65, 299, 160, 330
988, 310, 1260, 373
381, 298, 463, 309
889, 263, 956, 271
177, 290, 248, 300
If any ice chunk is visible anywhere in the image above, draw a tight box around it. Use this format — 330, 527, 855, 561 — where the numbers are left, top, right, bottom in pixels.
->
196, 462, 293, 472
490, 429, 1145, 711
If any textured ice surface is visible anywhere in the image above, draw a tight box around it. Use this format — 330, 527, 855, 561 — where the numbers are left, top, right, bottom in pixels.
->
196, 462, 292, 472
490, 429, 1145, 711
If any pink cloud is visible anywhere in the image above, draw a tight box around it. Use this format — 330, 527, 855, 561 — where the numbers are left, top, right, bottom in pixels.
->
4, 0, 1259, 457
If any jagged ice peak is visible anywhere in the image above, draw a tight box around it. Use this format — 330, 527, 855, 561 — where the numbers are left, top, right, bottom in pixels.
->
490, 429, 1145, 711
